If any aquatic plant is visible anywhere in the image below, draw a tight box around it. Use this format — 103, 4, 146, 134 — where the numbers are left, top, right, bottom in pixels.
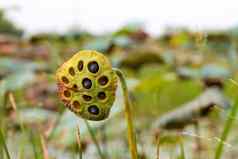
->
56, 50, 138, 159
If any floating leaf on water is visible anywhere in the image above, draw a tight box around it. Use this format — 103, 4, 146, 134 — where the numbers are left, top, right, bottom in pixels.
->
154, 87, 230, 130
17, 108, 57, 124
0, 58, 46, 73
176, 67, 200, 79
133, 71, 202, 116
119, 50, 163, 69
0, 70, 35, 103
83, 37, 112, 53
112, 36, 132, 48
0, 70, 36, 106
161, 51, 176, 65
1, 71, 35, 91
201, 65, 230, 79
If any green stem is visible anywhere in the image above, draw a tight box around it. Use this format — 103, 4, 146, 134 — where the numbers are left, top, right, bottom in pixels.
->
114, 68, 138, 159
84, 120, 105, 159
0, 128, 11, 159
0, 147, 3, 159
214, 97, 238, 159
30, 130, 41, 159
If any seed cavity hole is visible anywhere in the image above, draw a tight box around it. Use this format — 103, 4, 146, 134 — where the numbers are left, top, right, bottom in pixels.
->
63, 90, 71, 97
88, 105, 99, 115
78, 60, 84, 71
73, 84, 78, 90
98, 92, 106, 100
98, 76, 109, 86
82, 78, 92, 89
69, 67, 75, 76
83, 95, 92, 101
72, 100, 81, 109
88, 61, 99, 73
61, 76, 69, 84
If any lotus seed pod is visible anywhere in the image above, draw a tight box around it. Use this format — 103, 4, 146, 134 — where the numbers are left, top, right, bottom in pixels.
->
56, 50, 117, 121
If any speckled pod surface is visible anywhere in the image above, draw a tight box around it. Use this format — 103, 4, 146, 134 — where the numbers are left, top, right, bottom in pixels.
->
56, 50, 117, 121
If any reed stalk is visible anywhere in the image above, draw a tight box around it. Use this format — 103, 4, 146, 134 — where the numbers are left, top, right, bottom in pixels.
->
114, 68, 138, 159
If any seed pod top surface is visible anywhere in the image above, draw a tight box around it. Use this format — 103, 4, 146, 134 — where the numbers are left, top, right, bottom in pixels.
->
56, 50, 117, 121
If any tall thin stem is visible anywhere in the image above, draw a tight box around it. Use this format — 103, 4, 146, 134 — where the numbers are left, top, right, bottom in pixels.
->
214, 97, 238, 159
84, 119, 105, 159
114, 68, 138, 159
156, 134, 160, 159
76, 125, 83, 159
0, 128, 11, 159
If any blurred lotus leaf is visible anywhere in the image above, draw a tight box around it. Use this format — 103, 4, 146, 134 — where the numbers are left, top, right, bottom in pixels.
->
0, 70, 36, 104
0, 58, 46, 100
83, 36, 132, 53
0, 71, 35, 93
112, 36, 132, 47
119, 45, 163, 69
160, 51, 176, 65
177, 65, 230, 80
132, 70, 203, 116
17, 108, 57, 124
177, 67, 200, 79
113, 22, 149, 41
154, 87, 230, 130
201, 64, 230, 79
0, 58, 46, 73
83, 37, 112, 52
169, 31, 192, 48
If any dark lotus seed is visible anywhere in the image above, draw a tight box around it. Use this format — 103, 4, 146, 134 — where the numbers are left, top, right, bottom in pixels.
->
62, 76, 69, 84
88, 61, 99, 73
69, 67, 75, 76
98, 76, 109, 86
82, 78, 92, 89
88, 105, 99, 115
98, 92, 106, 100
78, 60, 84, 71
73, 101, 81, 109
73, 84, 78, 89
83, 95, 92, 101
63, 90, 71, 97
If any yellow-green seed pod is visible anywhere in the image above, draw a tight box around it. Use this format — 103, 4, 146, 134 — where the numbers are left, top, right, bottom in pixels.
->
56, 50, 117, 121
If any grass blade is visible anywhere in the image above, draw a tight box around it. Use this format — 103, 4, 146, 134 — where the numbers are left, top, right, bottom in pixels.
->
156, 135, 160, 159
40, 135, 49, 159
76, 125, 83, 159
0, 128, 11, 159
84, 120, 105, 159
0, 147, 4, 159
179, 140, 185, 159
48, 107, 65, 140
30, 130, 43, 159
214, 97, 238, 159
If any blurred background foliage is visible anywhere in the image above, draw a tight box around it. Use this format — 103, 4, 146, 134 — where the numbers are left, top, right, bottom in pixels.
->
0, 9, 23, 36
0, 8, 238, 159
